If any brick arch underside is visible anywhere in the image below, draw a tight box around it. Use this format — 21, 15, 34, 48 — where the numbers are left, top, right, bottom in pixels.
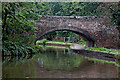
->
35, 27, 96, 47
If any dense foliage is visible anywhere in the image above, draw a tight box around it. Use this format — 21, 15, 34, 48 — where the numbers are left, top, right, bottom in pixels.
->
112, 2, 120, 38
2, 2, 39, 55
36, 2, 102, 16
2, 41, 35, 56
2, 2, 38, 44
43, 31, 82, 43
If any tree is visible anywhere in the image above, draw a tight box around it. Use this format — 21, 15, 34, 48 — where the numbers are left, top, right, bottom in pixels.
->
2, 2, 39, 55
111, 2, 120, 38
2, 2, 39, 45
36, 2, 102, 16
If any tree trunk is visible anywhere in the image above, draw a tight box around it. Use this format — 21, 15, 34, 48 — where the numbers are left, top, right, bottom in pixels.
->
3, 8, 8, 34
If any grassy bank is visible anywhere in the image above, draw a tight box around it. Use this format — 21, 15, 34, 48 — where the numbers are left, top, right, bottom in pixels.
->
85, 47, 120, 61
88, 57, 120, 67
37, 45, 70, 49
36, 39, 72, 46
86, 47, 120, 54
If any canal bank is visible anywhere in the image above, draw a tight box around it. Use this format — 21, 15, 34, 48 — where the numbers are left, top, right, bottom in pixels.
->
36, 39, 120, 54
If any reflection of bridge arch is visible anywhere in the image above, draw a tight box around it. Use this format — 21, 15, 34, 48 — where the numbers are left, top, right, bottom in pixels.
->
35, 26, 96, 47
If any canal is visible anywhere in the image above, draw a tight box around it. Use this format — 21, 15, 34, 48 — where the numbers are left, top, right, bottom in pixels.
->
2, 47, 120, 78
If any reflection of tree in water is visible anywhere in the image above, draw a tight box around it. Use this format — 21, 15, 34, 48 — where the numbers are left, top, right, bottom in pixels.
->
2, 56, 36, 78
36, 48, 84, 71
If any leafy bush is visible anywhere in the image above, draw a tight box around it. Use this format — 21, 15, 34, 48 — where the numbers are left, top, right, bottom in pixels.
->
2, 41, 35, 56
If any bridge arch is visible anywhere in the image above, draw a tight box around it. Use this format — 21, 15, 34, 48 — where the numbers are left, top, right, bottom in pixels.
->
35, 27, 96, 47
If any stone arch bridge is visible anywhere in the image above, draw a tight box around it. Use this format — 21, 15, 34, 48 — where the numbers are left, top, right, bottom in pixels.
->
35, 15, 120, 48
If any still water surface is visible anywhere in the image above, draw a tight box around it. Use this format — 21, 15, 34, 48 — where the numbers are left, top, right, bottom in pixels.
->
2, 47, 120, 78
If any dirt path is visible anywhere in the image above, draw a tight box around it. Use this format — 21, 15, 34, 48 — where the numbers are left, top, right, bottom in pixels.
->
70, 43, 85, 50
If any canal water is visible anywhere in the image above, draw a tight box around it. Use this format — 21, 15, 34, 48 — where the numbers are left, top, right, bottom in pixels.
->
2, 47, 120, 78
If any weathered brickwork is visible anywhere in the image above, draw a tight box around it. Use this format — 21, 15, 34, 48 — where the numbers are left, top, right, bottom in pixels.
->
35, 15, 120, 48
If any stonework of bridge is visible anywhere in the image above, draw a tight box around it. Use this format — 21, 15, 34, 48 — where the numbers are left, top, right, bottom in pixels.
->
35, 15, 120, 48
